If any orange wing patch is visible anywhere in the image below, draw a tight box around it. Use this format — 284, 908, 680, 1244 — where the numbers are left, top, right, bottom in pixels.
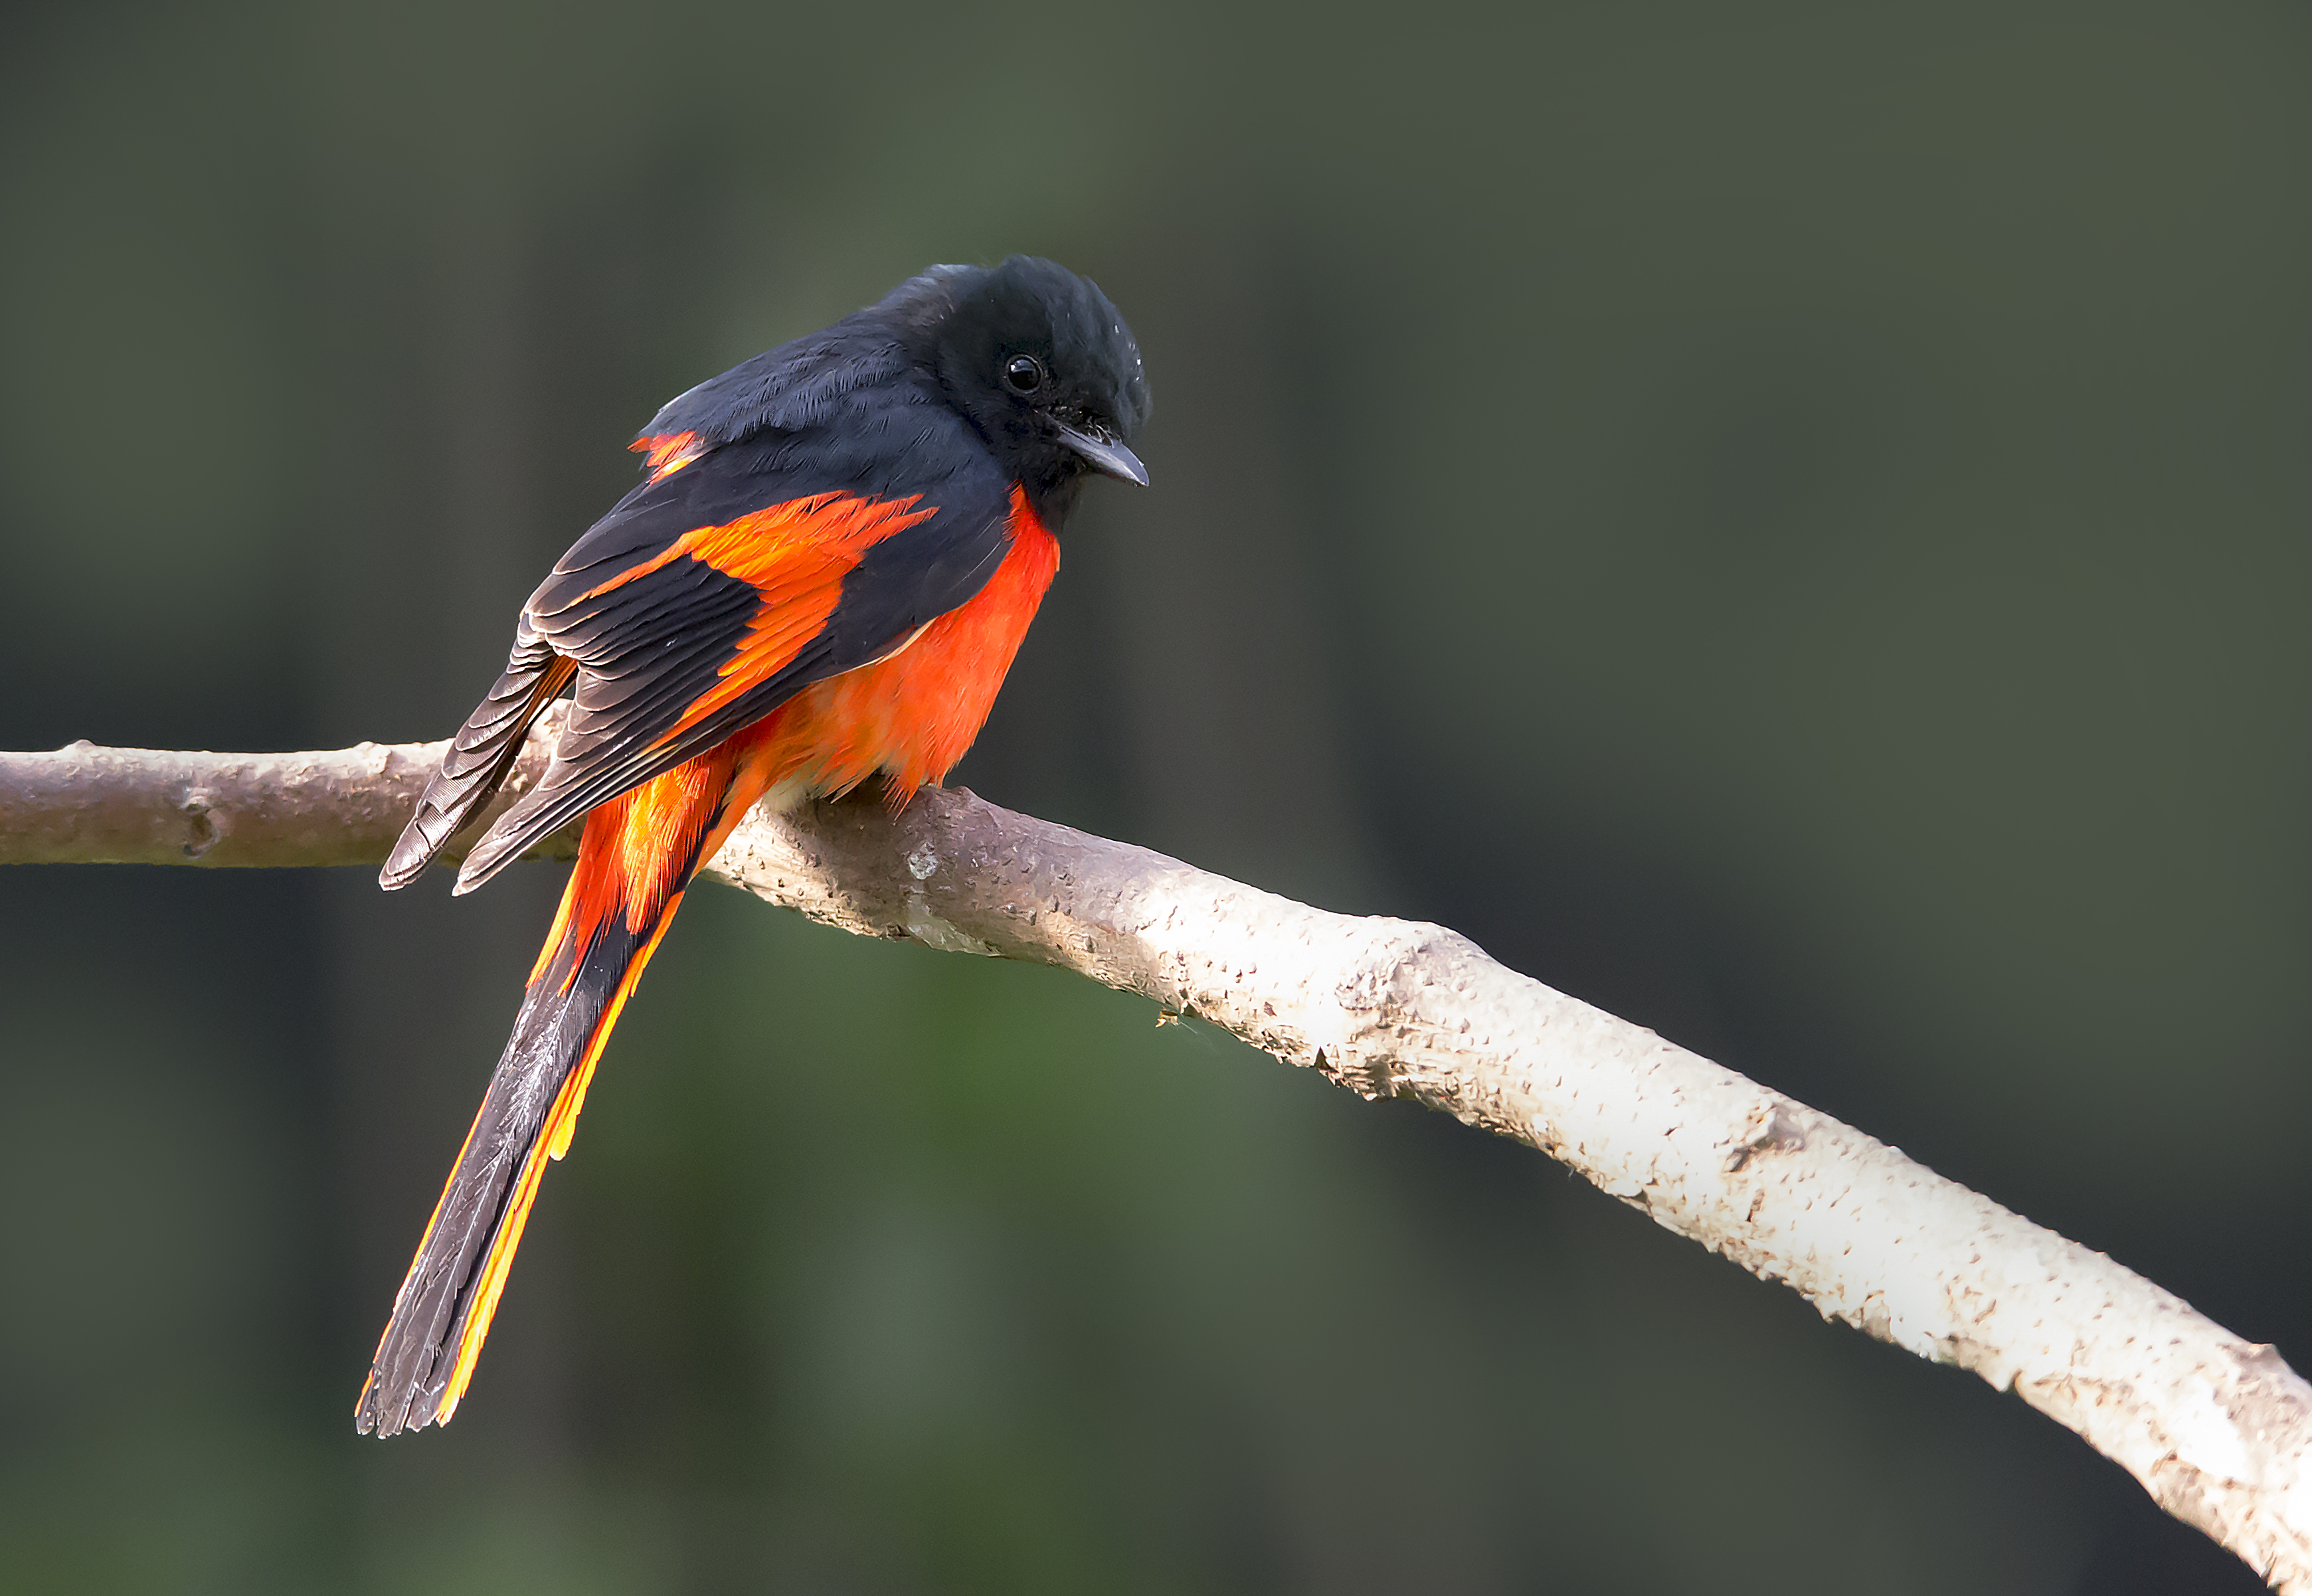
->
569, 491, 938, 749
630, 430, 706, 482
666, 490, 934, 735
664, 493, 938, 741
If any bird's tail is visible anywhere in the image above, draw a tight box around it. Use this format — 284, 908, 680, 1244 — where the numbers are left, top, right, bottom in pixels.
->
355, 736, 772, 1436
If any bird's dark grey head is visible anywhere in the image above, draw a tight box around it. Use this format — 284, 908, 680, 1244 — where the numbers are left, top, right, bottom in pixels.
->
915, 256, 1151, 526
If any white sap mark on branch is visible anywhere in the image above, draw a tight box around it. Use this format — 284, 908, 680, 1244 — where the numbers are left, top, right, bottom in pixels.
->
2277, 1471, 2312, 1550
2175, 1377, 2260, 1485
897, 842, 988, 948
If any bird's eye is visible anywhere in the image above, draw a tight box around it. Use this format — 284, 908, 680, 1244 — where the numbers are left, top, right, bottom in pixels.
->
1004, 354, 1045, 394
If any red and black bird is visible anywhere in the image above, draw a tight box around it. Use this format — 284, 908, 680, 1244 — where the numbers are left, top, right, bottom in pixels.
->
355, 257, 1149, 1437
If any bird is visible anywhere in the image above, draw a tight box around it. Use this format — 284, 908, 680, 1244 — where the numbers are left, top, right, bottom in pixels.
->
354, 256, 1150, 1437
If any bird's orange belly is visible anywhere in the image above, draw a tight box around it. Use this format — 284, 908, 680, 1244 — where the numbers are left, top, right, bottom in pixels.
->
741, 491, 1060, 804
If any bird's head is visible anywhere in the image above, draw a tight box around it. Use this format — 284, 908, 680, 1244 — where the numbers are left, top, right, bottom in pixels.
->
925, 256, 1150, 525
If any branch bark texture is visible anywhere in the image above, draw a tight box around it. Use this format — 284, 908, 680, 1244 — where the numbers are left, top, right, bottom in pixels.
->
0, 731, 575, 869
7, 733, 2311, 1589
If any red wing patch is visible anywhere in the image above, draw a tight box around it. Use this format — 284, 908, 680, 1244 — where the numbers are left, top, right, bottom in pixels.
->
569, 491, 940, 745
630, 430, 706, 482
450, 489, 942, 889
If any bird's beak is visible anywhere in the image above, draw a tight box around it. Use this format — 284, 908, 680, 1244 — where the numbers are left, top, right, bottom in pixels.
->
1056, 422, 1149, 486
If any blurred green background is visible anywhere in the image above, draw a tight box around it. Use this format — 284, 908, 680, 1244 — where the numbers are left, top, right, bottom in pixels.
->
3, 2, 2308, 1591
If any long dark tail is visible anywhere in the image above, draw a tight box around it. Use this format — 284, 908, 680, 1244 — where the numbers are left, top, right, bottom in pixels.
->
355, 739, 767, 1435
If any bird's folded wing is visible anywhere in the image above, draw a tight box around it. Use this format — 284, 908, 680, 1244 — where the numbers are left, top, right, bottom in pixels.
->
452, 430, 1015, 890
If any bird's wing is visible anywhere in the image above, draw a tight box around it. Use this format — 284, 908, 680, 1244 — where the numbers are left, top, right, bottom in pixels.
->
407, 418, 1016, 893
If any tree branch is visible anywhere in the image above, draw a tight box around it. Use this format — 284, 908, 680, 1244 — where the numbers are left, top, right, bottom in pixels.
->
7, 732, 2311, 1588
0, 729, 576, 869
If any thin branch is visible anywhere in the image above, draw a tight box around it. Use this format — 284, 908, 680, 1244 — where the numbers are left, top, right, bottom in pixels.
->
0, 725, 575, 869
6, 733, 2311, 1589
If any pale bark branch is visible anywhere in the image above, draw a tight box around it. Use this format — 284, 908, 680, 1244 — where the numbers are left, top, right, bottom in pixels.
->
0, 729, 576, 869
6, 731, 2311, 1588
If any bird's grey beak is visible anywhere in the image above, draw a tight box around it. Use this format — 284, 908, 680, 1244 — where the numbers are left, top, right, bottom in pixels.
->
1056, 422, 1149, 486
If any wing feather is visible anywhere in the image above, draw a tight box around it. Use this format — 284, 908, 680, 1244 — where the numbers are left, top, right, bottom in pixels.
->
440, 428, 1015, 893
380, 622, 576, 888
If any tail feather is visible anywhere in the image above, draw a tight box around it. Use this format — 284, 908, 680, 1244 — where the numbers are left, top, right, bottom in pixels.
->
380, 624, 575, 891
352, 944, 624, 1436
357, 737, 770, 1437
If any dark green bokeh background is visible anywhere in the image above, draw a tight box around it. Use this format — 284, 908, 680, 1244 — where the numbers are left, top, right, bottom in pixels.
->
3, 4, 2307, 1591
